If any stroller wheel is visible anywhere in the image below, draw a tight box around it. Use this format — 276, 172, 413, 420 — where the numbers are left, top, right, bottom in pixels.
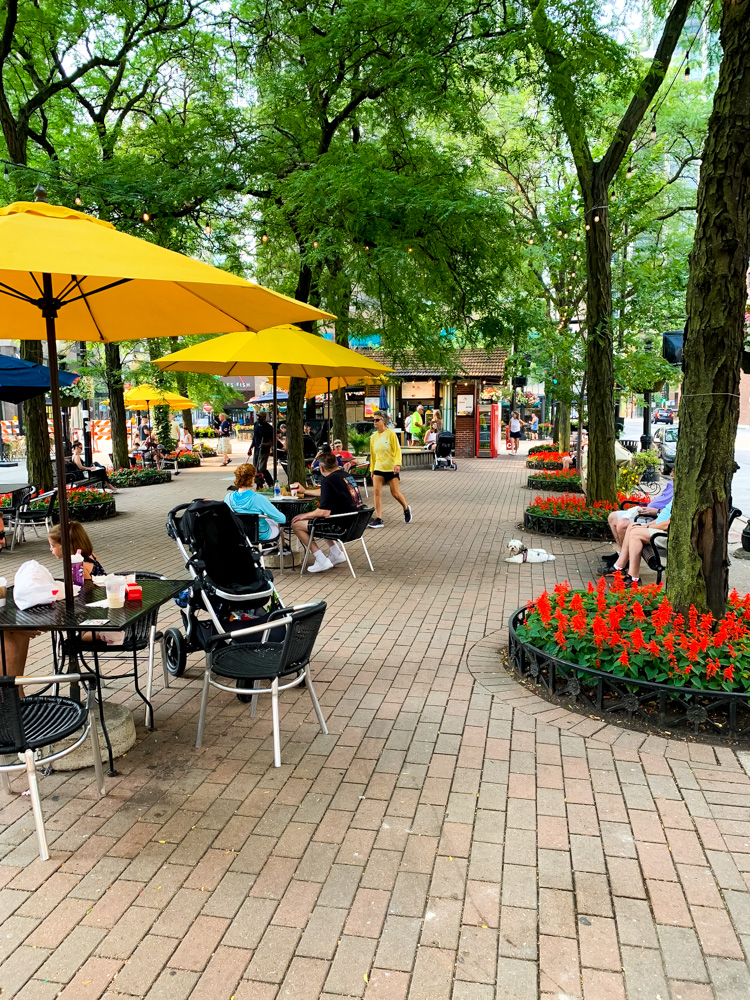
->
164, 627, 187, 677
236, 680, 255, 703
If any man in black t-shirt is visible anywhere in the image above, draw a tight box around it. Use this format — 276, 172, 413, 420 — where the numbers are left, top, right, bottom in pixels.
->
290, 452, 359, 572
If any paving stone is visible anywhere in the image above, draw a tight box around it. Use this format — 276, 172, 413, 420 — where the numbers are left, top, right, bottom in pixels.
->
325, 936, 378, 997
657, 925, 709, 983
408, 947, 454, 1000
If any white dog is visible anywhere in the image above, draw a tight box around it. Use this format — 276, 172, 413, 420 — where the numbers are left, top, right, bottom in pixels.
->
506, 539, 556, 564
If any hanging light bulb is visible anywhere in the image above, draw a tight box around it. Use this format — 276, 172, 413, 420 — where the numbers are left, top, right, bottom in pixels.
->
313, 241, 318, 247
563, 232, 568, 238
142, 211, 150, 222
585, 223, 591, 231
577, 233, 581, 241
205, 220, 212, 235
626, 161, 633, 179
528, 237, 534, 245
2, 164, 8, 181
364, 245, 369, 251
684, 59, 690, 79
407, 247, 413, 252
571, 271, 576, 277
74, 188, 82, 206
650, 117, 657, 140
594, 214, 600, 223
557, 229, 563, 236
261, 234, 268, 243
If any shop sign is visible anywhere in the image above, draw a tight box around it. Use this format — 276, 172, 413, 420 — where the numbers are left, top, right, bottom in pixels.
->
402, 380, 435, 399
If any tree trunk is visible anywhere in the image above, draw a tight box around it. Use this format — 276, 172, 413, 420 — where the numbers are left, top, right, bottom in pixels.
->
552, 402, 560, 446
287, 378, 307, 485
105, 343, 130, 468
558, 401, 571, 454
21, 341, 53, 490
584, 177, 617, 504
667, 0, 750, 618
333, 389, 348, 448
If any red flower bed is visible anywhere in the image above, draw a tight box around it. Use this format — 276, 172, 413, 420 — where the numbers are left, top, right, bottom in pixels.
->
527, 450, 569, 464
518, 578, 750, 693
526, 492, 648, 523
528, 469, 581, 481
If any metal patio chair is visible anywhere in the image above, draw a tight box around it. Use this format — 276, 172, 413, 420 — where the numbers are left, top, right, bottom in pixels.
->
196, 601, 328, 767
299, 507, 375, 579
0, 673, 106, 860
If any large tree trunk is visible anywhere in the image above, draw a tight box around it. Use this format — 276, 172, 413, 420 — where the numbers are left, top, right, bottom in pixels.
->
287, 378, 307, 485
333, 389, 348, 449
21, 341, 53, 490
105, 343, 130, 469
558, 401, 571, 454
584, 178, 617, 504
667, 0, 750, 618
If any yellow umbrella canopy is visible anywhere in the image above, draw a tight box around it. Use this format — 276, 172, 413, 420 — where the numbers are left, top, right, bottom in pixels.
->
277, 374, 385, 398
154, 327, 392, 479
0, 202, 335, 339
152, 327, 392, 378
124, 384, 196, 410
0, 198, 334, 602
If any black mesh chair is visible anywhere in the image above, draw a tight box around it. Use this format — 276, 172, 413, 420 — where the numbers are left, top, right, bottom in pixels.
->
86, 571, 168, 730
2, 485, 36, 549
299, 508, 375, 579
12, 489, 58, 548
196, 601, 328, 767
0, 673, 106, 860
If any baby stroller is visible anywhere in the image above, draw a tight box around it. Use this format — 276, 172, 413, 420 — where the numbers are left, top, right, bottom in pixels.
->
433, 431, 458, 470
163, 499, 284, 679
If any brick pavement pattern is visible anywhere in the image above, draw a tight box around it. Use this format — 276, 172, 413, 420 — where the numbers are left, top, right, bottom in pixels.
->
1, 453, 750, 998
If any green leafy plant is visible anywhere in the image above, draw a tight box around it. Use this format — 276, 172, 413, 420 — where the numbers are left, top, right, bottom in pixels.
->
347, 428, 372, 456
617, 450, 662, 494
109, 469, 172, 488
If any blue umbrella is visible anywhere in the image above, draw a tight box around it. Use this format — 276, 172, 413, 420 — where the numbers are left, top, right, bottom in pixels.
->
249, 390, 289, 404
0, 354, 78, 404
379, 384, 388, 412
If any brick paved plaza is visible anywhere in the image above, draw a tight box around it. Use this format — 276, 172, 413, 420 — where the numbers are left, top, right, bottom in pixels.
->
2, 454, 750, 999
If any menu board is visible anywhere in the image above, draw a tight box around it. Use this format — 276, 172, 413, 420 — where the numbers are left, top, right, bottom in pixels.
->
456, 394, 474, 416
402, 380, 435, 399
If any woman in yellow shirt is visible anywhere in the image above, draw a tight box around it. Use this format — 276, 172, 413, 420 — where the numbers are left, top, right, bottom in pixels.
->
368, 412, 412, 528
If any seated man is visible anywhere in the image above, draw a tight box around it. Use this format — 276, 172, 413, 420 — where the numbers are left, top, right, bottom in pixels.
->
290, 452, 359, 573
303, 423, 318, 462
332, 439, 355, 470
604, 472, 674, 568
608, 499, 672, 585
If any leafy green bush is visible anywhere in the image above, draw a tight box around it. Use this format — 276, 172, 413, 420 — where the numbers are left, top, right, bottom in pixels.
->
347, 427, 372, 456
617, 450, 662, 494
199, 444, 217, 456
177, 453, 201, 468
194, 428, 217, 439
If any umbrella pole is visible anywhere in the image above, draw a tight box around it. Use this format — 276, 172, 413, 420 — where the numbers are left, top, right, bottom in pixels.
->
327, 377, 331, 441
42, 273, 75, 606
272, 363, 279, 484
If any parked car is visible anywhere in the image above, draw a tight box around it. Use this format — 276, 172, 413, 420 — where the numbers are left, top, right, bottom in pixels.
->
653, 407, 675, 424
652, 425, 678, 471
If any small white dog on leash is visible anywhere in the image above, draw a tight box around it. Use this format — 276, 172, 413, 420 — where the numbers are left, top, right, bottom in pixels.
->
506, 539, 556, 564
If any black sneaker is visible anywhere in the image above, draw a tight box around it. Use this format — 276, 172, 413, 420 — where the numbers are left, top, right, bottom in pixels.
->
404, 505, 412, 524
368, 517, 384, 529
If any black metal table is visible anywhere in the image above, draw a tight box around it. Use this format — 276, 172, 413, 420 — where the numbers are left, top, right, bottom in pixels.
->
0, 578, 188, 773
269, 496, 318, 571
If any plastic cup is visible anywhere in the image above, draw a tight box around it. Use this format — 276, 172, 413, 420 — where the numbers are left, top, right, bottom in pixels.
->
290, 486, 298, 498
0, 576, 6, 608
106, 577, 126, 609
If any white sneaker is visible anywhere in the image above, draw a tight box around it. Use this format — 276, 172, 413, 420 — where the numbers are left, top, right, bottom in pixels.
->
328, 547, 347, 566
308, 556, 334, 573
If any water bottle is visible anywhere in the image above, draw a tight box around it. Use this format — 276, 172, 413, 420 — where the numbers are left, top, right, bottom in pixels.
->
274, 480, 281, 498
71, 549, 85, 587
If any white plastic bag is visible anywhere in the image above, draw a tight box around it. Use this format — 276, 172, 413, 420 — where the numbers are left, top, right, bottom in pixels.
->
14, 560, 59, 611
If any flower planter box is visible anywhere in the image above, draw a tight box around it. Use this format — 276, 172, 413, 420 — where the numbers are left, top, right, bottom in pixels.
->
110, 470, 172, 488
509, 604, 750, 740
523, 509, 611, 539
47, 498, 117, 523
527, 475, 584, 494
526, 459, 565, 470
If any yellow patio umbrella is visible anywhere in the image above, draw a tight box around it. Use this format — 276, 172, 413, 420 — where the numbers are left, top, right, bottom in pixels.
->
277, 374, 389, 433
154, 326, 392, 480
123, 384, 196, 410
0, 196, 334, 602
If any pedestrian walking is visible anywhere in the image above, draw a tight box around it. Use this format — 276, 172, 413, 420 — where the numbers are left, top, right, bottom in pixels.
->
368, 410, 411, 528
217, 412, 233, 466
509, 410, 522, 454
410, 404, 425, 444
252, 411, 274, 487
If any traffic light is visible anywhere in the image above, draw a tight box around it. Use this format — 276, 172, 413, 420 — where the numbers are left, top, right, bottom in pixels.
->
550, 375, 559, 386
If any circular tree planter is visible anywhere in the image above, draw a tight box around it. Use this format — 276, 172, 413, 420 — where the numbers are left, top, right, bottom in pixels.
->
523, 509, 611, 539
46, 499, 117, 523
526, 459, 564, 471
527, 475, 584, 494
509, 606, 750, 740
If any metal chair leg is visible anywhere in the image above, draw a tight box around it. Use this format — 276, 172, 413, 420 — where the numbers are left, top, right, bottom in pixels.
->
24, 750, 49, 861
145, 626, 156, 727
300, 523, 316, 575
249, 679, 258, 718
1, 768, 12, 794
341, 542, 357, 579
271, 676, 281, 767
88, 709, 106, 797
195, 658, 212, 748
306, 670, 328, 735
361, 537, 375, 572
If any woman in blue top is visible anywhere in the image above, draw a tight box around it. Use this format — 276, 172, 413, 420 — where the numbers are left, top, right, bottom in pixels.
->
224, 463, 286, 541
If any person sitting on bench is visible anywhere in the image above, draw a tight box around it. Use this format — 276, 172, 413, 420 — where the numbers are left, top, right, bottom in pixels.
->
607, 500, 672, 585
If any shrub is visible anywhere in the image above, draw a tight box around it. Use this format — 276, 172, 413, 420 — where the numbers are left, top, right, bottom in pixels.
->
199, 444, 217, 457
194, 427, 217, 439
110, 468, 172, 488
26, 486, 112, 510
518, 579, 750, 693
528, 443, 555, 455
347, 428, 372, 455
165, 452, 201, 468
527, 470, 583, 493
617, 450, 662, 494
